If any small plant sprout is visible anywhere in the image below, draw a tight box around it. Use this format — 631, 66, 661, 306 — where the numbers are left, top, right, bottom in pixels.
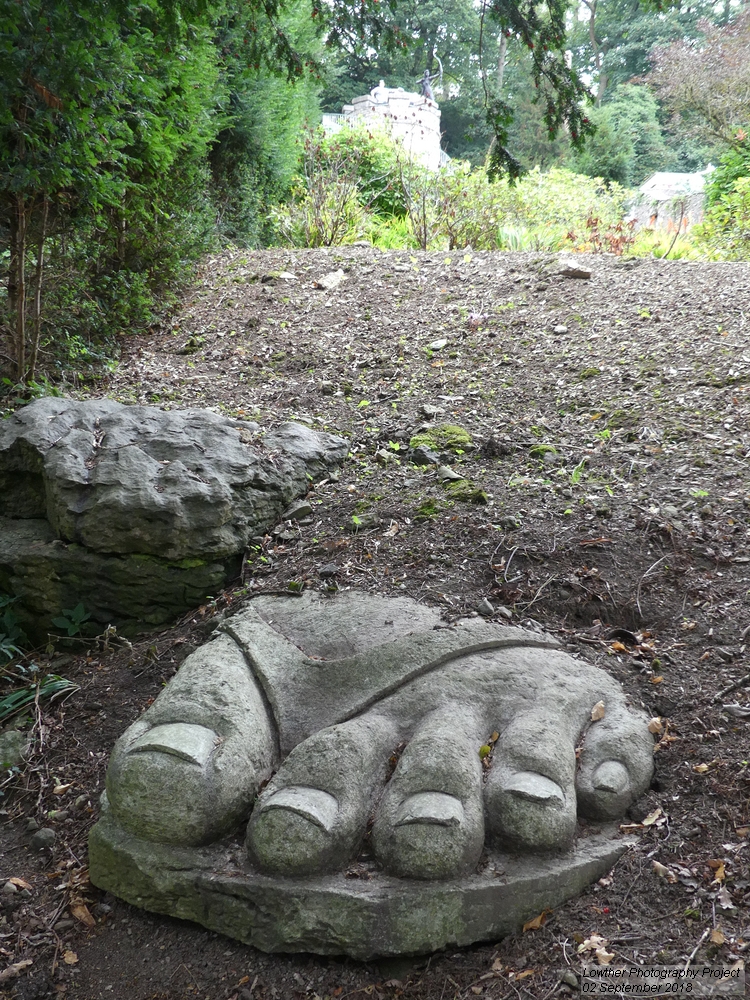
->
51, 603, 91, 637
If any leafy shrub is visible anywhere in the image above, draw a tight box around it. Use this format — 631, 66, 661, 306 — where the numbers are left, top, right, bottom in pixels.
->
693, 175, 750, 260
319, 125, 405, 217
273, 129, 403, 247
628, 229, 702, 260
273, 134, 632, 253
704, 133, 750, 208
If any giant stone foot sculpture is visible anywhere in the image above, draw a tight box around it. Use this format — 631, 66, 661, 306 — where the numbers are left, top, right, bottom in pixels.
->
89, 591, 654, 959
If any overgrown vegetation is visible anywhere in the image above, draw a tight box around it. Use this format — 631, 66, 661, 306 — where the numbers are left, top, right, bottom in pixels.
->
273, 127, 632, 252
1, 0, 748, 393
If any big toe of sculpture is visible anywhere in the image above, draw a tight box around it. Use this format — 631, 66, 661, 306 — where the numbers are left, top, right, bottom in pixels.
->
91, 591, 654, 958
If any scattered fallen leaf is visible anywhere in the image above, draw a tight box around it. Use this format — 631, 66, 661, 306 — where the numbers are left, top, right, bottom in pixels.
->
523, 910, 549, 932
655, 729, 680, 751
709, 860, 726, 883
591, 700, 606, 721
596, 947, 615, 966
238, 976, 250, 985
609, 641, 627, 653
736, 827, 750, 838
515, 970, 535, 980
8, 877, 32, 891
471, 988, 483, 995
648, 717, 664, 734
491, 959, 504, 973
53, 783, 73, 795
0, 959, 33, 984
693, 763, 710, 773
652, 860, 677, 882
578, 933, 609, 953
673, 866, 699, 888
62, 951, 78, 966
650, 676, 664, 684
717, 886, 735, 909
643, 807, 663, 826
383, 521, 399, 537
70, 903, 96, 929
711, 929, 726, 946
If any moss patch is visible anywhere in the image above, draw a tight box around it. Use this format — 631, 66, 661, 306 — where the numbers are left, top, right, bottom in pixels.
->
409, 424, 473, 454
529, 444, 557, 459
414, 498, 444, 520
443, 480, 488, 505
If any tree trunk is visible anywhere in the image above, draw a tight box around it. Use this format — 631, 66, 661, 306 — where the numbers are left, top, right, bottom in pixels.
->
27, 197, 49, 382
497, 32, 507, 93
10, 194, 28, 382
583, 0, 607, 106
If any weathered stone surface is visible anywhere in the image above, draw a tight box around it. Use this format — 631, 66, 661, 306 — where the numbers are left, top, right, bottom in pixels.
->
91, 591, 655, 958
556, 258, 592, 279
0, 399, 347, 637
0, 729, 29, 768
0, 516, 232, 638
90, 801, 633, 960
30, 827, 56, 851
0, 398, 348, 560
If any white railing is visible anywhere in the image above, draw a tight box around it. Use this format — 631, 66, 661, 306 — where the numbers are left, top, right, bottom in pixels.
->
321, 113, 345, 133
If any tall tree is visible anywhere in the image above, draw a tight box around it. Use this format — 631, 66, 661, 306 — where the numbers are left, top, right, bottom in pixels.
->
210, 0, 323, 244
568, 0, 725, 108
647, 6, 750, 149
571, 84, 675, 184
0, 0, 223, 381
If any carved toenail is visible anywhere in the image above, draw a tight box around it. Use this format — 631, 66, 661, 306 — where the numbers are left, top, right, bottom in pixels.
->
502, 771, 565, 803
259, 787, 339, 833
592, 761, 629, 795
394, 791, 464, 827
129, 724, 218, 767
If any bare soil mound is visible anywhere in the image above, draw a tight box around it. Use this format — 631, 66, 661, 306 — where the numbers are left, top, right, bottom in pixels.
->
3, 248, 750, 1000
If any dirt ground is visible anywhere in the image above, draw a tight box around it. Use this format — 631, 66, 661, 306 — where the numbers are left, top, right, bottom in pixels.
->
3, 247, 750, 1000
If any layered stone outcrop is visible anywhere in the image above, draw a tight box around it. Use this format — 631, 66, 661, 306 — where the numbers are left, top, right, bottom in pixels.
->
0, 399, 347, 638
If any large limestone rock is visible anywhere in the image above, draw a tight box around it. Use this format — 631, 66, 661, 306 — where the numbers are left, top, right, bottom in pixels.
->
90, 591, 654, 959
0, 399, 347, 638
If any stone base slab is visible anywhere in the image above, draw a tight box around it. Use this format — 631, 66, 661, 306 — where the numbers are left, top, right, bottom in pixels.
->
89, 801, 633, 960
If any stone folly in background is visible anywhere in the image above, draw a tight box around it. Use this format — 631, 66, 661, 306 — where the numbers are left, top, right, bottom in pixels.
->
90, 591, 654, 959
322, 81, 446, 172
626, 167, 715, 233
0, 398, 347, 640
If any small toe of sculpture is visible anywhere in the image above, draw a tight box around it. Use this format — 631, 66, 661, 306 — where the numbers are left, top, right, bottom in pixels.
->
247, 714, 397, 875
371, 708, 485, 880
576, 709, 655, 820
483, 712, 579, 851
